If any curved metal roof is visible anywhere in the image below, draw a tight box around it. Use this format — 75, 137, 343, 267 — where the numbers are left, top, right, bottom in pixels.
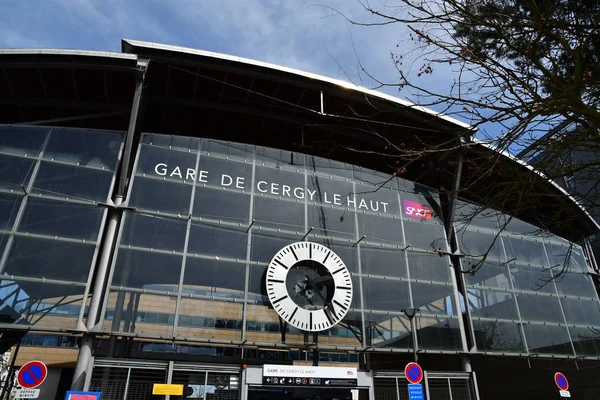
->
0, 39, 597, 239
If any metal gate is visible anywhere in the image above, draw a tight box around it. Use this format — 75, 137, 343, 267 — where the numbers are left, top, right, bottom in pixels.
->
88, 359, 240, 400
373, 371, 479, 400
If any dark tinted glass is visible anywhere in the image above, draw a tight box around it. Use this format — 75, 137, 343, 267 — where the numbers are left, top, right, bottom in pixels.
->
120, 212, 187, 252
464, 259, 510, 288
411, 282, 455, 316
0, 192, 22, 230
358, 214, 403, 244
360, 246, 407, 278
473, 320, 525, 352
407, 251, 452, 282
516, 294, 565, 324
417, 316, 463, 350
19, 197, 104, 240
456, 229, 504, 260
364, 312, 411, 348
0, 126, 47, 156
188, 222, 248, 260
111, 249, 182, 290
570, 327, 600, 356
33, 162, 114, 201
182, 258, 246, 294
193, 189, 250, 222
250, 231, 303, 263
468, 289, 519, 320
253, 196, 304, 230
136, 144, 199, 178
308, 204, 355, 236
555, 272, 598, 298
130, 178, 192, 214
560, 298, 600, 326
362, 277, 410, 312
4, 237, 95, 282
43, 128, 123, 170
0, 154, 34, 190
403, 219, 447, 252
523, 324, 573, 355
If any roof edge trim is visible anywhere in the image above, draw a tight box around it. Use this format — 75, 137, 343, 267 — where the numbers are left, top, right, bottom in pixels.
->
0, 48, 138, 61
122, 38, 473, 131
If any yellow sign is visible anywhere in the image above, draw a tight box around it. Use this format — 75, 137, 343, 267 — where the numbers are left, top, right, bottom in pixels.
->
152, 384, 184, 395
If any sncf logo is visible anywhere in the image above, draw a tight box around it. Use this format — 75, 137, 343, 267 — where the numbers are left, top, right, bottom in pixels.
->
403, 200, 433, 220
347, 371, 354, 376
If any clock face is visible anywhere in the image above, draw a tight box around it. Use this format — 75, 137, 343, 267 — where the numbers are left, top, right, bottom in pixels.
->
266, 242, 352, 332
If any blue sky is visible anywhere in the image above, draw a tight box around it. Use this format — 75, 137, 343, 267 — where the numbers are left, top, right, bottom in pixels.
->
0, 0, 468, 127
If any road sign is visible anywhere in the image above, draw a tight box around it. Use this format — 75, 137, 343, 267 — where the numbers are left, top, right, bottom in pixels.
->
405, 362, 423, 384
14, 389, 40, 399
408, 384, 425, 400
554, 372, 569, 391
17, 361, 47, 389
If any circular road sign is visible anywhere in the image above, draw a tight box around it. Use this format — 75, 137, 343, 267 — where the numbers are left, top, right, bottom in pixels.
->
17, 360, 48, 389
554, 372, 569, 391
405, 362, 423, 384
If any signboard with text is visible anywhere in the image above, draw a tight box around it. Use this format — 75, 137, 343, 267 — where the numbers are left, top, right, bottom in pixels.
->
262, 365, 357, 387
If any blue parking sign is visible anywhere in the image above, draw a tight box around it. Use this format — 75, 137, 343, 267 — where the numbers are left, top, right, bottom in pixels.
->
408, 384, 424, 400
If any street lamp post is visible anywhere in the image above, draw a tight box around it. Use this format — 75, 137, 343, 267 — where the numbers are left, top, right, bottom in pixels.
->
402, 308, 420, 363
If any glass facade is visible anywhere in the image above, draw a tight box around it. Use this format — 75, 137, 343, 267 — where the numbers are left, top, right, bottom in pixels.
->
0, 125, 123, 329
456, 202, 600, 356
0, 125, 598, 358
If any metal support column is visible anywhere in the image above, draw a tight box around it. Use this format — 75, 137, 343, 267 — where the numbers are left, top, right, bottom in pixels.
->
70, 58, 148, 391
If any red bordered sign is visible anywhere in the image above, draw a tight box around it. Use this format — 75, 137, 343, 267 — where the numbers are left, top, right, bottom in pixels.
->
17, 361, 48, 389
404, 362, 423, 384
554, 372, 569, 391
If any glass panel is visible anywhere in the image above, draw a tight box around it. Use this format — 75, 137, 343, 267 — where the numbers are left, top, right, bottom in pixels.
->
516, 294, 566, 324
504, 236, 547, 266
197, 156, 252, 190
171, 370, 207, 399
0, 278, 85, 329
570, 326, 600, 357
510, 265, 556, 294
144, 133, 201, 152
4, 237, 95, 282
177, 297, 243, 340
403, 219, 447, 252
307, 156, 353, 179
245, 303, 304, 346
43, 128, 123, 170
560, 298, 600, 326
203, 139, 252, 160
417, 316, 462, 350
111, 249, 182, 291
360, 246, 407, 278
523, 324, 573, 355
18, 197, 104, 240
250, 231, 303, 264
182, 258, 246, 298
473, 320, 525, 352
355, 184, 400, 218
364, 312, 411, 348
353, 166, 397, 190
464, 259, 510, 289
104, 290, 177, 336
401, 191, 443, 224
253, 196, 304, 230
358, 214, 403, 244
456, 229, 504, 260
546, 243, 588, 271
193, 189, 250, 222
188, 222, 248, 260
411, 282, 456, 316
247, 265, 269, 303
33, 162, 114, 202
0, 126, 47, 156
0, 192, 22, 230
407, 252, 452, 282
255, 165, 305, 198
308, 205, 355, 236
130, 178, 192, 214
205, 372, 239, 400
0, 154, 34, 190
362, 277, 410, 312
255, 146, 298, 168
555, 272, 598, 298
136, 144, 199, 179
467, 289, 519, 320
120, 213, 187, 252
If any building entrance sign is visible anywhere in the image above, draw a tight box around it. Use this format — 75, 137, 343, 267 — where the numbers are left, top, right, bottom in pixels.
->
262, 365, 357, 387
153, 163, 391, 213
266, 242, 352, 332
